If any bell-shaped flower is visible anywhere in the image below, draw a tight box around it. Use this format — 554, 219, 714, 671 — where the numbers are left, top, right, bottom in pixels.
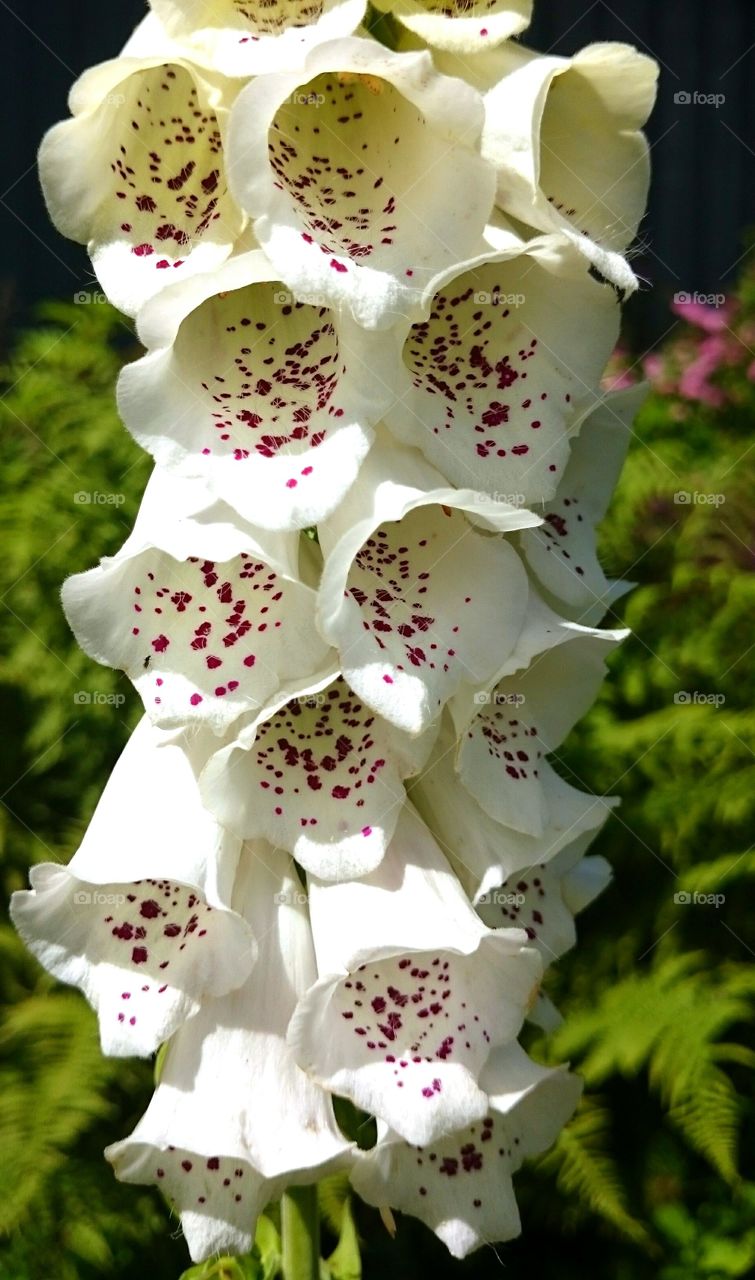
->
447, 592, 626, 840
477, 836, 612, 968
519, 384, 648, 622
61, 469, 333, 735
288, 805, 541, 1147
410, 714, 614, 906
350, 1041, 581, 1258
316, 438, 539, 735
200, 672, 434, 881
372, 0, 532, 54
107, 849, 352, 1261
10, 717, 254, 1057
149, 0, 367, 78
39, 54, 246, 317
384, 230, 620, 504
226, 37, 495, 328
117, 249, 398, 531
479, 42, 658, 293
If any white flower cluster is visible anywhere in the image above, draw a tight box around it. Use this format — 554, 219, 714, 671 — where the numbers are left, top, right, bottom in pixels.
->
12, 0, 657, 1264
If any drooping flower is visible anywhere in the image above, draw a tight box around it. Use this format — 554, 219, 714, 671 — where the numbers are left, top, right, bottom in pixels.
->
429, 41, 657, 293
200, 673, 434, 880
373, 0, 533, 53
350, 1041, 581, 1258
447, 592, 625, 839
410, 591, 622, 899
10, 717, 254, 1056
316, 438, 538, 734
226, 37, 496, 327
149, 0, 367, 77
117, 248, 398, 530
39, 54, 246, 316
519, 384, 648, 623
411, 718, 613, 908
288, 805, 541, 1146
61, 469, 332, 733
107, 849, 352, 1260
384, 229, 620, 502
477, 838, 612, 969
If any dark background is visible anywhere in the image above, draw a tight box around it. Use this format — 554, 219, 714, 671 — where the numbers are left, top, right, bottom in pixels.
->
0, 0, 753, 344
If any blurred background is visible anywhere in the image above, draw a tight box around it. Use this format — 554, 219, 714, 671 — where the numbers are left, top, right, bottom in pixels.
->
0, 2, 754, 1278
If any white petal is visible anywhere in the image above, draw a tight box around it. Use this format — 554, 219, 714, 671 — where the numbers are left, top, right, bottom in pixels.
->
9, 716, 253, 1056
478, 42, 658, 289
11, 864, 254, 1059
288, 806, 540, 1145
200, 674, 433, 880
385, 233, 621, 503
561, 853, 612, 915
477, 839, 612, 967
62, 475, 331, 735
67, 715, 241, 900
39, 56, 245, 317
226, 37, 495, 328
374, 0, 532, 53
450, 603, 624, 837
119, 249, 398, 531
410, 719, 614, 901
317, 438, 537, 734
107, 849, 351, 1260
350, 1043, 580, 1258
151, 0, 367, 77
519, 384, 648, 618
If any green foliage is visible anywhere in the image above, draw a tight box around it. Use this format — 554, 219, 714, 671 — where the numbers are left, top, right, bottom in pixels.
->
1, 267, 755, 1278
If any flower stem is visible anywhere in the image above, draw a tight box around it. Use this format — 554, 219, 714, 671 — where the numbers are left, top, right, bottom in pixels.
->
281, 1184, 320, 1280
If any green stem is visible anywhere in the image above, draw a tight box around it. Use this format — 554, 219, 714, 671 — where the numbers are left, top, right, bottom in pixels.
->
281, 1184, 320, 1280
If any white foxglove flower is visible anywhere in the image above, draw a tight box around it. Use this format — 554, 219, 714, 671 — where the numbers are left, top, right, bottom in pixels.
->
107, 850, 352, 1260
40, 55, 245, 316
519, 384, 648, 622
10, 717, 254, 1056
384, 231, 620, 503
479, 42, 658, 292
317, 439, 539, 734
447, 594, 625, 838
411, 715, 614, 905
373, 0, 532, 53
351, 1041, 581, 1257
62, 469, 332, 734
117, 249, 398, 531
150, 0, 367, 77
288, 805, 541, 1146
201, 673, 434, 880
226, 37, 496, 328
477, 838, 612, 965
